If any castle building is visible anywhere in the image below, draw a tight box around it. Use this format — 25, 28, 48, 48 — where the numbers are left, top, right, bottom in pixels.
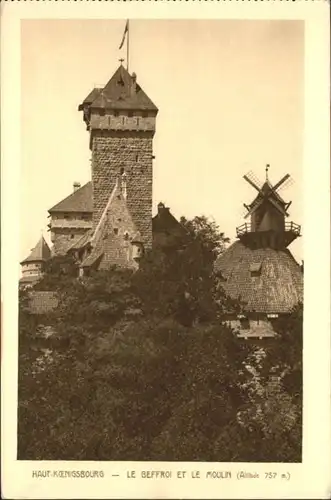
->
44, 62, 183, 274
215, 167, 303, 340
48, 182, 93, 255
20, 236, 51, 287
79, 63, 157, 244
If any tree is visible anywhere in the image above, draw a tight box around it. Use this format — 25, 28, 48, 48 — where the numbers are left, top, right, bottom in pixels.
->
180, 215, 230, 258
134, 215, 236, 326
18, 216, 302, 462
233, 305, 303, 462
18, 298, 252, 460
33, 254, 79, 291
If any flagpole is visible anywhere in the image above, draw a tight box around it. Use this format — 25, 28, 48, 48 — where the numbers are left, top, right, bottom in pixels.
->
127, 20, 130, 73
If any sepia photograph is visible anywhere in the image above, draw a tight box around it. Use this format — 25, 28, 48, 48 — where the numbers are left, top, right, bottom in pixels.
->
17, 18, 305, 463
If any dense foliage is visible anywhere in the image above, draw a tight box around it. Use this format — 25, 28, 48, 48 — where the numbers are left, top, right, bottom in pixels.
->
18, 217, 302, 461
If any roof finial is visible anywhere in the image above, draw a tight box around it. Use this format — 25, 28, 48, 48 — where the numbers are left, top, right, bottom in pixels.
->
266, 163, 270, 182
119, 58, 124, 65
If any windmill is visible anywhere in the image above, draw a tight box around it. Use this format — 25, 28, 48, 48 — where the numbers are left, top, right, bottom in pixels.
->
237, 165, 301, 249
240, 166, 293, 218
215, 165, 303, 340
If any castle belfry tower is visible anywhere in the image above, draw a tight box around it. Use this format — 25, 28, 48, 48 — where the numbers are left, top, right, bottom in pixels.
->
78, 62, 158, 249
215, 166, 303, 340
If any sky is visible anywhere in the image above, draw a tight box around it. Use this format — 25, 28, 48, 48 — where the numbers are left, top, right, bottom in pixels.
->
20, 19, 304, 263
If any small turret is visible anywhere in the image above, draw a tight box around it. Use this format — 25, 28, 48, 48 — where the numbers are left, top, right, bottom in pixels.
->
20, 236, 51, 287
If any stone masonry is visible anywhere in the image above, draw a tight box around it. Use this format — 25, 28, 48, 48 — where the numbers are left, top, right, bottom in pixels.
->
79, 64, 158, 253
91, 127, 154, 249
51, 228, 90, 256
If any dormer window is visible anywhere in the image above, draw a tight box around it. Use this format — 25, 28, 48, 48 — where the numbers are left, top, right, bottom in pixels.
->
132, 241, 144, 259
250, 262, 262, 277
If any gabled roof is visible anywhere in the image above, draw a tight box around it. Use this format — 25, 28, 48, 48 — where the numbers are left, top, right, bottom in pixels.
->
250, 181, 286, 208
80, 178, 142, 270
152, 203, 185, 233
21, 236, 51, 264
67, 229, 93, 252
48, 182, 93, 214
246, 181, 288, 219
80, 65, 158, 112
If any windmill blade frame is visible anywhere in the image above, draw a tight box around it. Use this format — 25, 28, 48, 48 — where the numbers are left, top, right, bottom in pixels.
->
270, 173, 291, 193
243, 174, 263, 194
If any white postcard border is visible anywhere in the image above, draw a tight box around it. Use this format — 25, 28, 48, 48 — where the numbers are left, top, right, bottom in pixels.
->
1, 1, 330, 499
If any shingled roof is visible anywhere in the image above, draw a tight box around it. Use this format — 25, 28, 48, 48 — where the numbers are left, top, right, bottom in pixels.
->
48, 182, 92, 214
215, 241, 303, 314
21, 236, 51, 264
80, 65, 158, 112
80, 178, 142, 270
78, 88, 102, 110
67, 229, 93, 252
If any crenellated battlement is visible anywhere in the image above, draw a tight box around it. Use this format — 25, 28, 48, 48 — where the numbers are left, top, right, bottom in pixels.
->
89, 111, 156, 134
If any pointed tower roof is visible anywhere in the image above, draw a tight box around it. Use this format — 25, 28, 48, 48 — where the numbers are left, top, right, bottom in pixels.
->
21, 236, 51, 264
80, 178, 142, 270
79, 65, 158, 112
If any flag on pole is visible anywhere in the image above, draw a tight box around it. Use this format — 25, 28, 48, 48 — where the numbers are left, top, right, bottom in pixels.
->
119, 20, 129, 49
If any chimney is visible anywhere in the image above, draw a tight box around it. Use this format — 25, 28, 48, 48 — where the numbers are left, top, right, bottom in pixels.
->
73, 182, 81, 192
131, 72, 137, 96
157, 202, 169, 215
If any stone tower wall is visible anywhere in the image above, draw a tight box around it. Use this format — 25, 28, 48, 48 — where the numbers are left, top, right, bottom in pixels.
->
91, 125, 154, 249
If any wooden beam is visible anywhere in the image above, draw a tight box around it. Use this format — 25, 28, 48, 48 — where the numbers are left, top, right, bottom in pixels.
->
271, 174, 290, 193
243, 175, 263, 194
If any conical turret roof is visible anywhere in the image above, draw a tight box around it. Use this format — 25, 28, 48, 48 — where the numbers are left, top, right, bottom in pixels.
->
21, 236, 51, 264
